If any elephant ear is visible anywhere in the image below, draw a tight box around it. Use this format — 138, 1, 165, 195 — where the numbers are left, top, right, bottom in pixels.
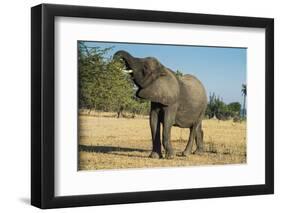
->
137, 71, 180, 105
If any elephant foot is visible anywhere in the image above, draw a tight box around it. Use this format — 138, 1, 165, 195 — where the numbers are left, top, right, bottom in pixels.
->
165, 151, 175, 159
194, 149, 204, 155
149, 151, 162, 159
181, 150, 191, 157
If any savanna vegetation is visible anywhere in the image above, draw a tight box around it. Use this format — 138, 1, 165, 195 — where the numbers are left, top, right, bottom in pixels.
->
79, 114, 246, 170
79, 42, 150, 118
78, 43, 247, 170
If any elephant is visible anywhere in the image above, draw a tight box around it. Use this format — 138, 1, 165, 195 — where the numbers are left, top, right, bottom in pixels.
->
114, 50, 208, 159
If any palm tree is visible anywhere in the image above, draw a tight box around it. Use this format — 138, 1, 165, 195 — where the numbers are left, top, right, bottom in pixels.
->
241, 84, 247, 117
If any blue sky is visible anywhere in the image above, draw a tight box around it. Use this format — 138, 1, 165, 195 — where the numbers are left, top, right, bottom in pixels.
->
83, 41, 246, 104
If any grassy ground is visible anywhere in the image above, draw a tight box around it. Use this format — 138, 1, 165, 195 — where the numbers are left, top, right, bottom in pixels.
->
79, 112, 246, 170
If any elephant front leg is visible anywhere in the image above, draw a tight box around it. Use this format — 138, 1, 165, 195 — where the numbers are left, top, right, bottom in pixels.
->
162, 110, 175, 159
149, 108, 162, 159
160, 105, 178, 159
162, 123, 174, 159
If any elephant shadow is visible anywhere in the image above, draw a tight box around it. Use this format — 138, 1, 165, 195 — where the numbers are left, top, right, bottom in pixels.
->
78, 144, 149, 154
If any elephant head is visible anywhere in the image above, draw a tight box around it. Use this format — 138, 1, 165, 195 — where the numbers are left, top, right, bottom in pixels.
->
114, 50, 180, 106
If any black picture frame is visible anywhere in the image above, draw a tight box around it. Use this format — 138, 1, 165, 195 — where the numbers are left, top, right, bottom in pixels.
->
31, 3, 274, 209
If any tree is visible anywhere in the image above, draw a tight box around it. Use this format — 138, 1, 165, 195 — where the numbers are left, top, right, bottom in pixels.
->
227, 102, 241, 116
206, 93, 241, 120
241, 84, 247, 117
205, 93, 226, 119
78, 42, 150, 117
175, 70, 183, 77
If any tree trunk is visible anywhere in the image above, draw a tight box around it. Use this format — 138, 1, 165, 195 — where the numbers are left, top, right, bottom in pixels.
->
242, 95, 246, 117
117, 106, 124, 118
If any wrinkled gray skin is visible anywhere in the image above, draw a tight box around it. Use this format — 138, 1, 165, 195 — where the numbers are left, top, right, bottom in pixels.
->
114, 51, 207, 159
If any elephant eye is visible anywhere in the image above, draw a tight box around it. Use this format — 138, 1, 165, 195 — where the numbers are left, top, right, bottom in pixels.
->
143, 64, 149, 75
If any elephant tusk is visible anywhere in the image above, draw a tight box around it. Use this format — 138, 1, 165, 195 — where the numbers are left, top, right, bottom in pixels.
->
123, 69, 133, 74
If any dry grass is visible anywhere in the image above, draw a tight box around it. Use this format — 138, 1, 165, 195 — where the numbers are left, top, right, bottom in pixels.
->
79, 112, 246, 170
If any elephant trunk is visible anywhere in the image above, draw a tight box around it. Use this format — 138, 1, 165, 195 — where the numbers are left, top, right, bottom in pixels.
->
113, 50, 136, 72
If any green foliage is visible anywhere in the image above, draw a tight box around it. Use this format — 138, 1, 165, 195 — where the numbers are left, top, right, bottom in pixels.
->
175, 70, 183, 77
206, 93, 223, 118
78, 42, 150, 116
241, 84, 247, 96
206, 93, 242, 120
227, 102, 241, 115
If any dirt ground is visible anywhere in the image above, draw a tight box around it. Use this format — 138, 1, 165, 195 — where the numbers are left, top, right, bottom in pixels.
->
78, 112, 246, 170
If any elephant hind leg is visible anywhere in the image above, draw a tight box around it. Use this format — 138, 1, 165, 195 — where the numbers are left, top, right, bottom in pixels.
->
194, 122, 204, 154
182, 124, 198, 156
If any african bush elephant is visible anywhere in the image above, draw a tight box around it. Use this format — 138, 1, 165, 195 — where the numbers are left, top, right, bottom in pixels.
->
114, 51, 207, 159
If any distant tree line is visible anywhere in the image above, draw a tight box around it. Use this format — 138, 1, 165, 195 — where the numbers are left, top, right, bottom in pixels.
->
78, 42, 150, 117
205, 93, 244, 120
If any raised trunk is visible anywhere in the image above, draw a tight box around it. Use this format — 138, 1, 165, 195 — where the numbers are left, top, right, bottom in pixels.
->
113, 51, 136, 70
